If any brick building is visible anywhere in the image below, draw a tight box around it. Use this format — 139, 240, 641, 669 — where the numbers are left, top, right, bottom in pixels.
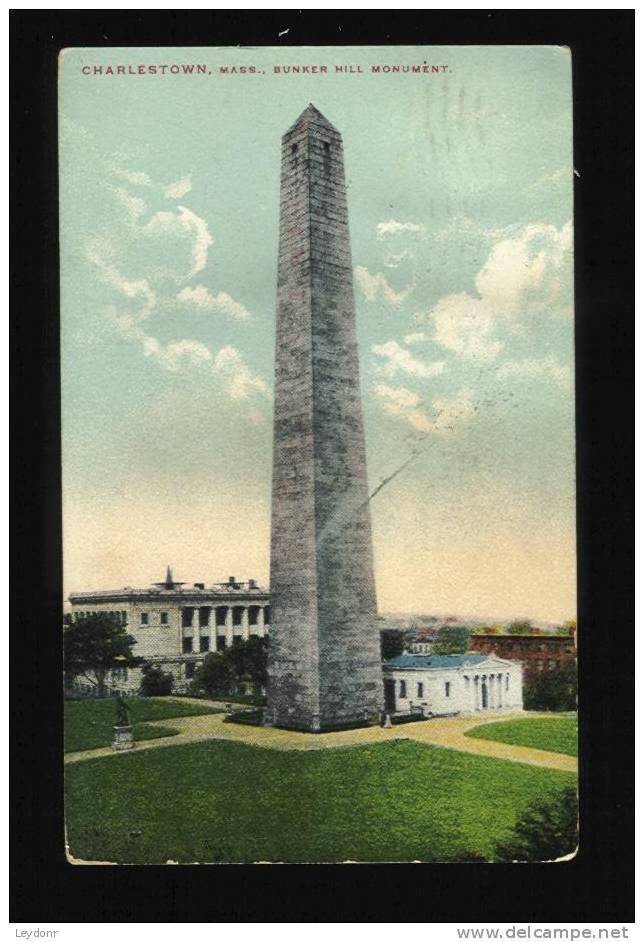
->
469, 631, 576, 673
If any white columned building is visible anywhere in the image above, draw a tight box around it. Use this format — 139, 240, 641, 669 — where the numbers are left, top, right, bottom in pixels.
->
67, 569, 270, 693
383, 653, 523, 718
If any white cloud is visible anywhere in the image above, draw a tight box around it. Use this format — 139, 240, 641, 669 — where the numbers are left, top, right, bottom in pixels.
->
374, 383, 474, 435
431, 291, 503, 360
142, 205, 213, 279
165, 175, 193, 199
176, 285, 251, 320
383, 249, 414, 269
496, 356, 572, 389
433, 214, 506, 247
112, 315, 269, 402
427, 220, 573, 360
355, 266, 411, 305
372, 340, 445, 380
108, 185, 147, 222
377, 219, 426, 239
159, 339, 212, 371
214, 345, 271, 400
87, 249, 156, 314
404, 331, 428, 345
107, 164, 152, 187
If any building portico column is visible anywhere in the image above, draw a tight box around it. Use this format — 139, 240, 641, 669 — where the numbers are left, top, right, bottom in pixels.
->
242, 607, 250, 641
225, 606, 234, 647
208, 606, 215, 651
257, 605, 265, 635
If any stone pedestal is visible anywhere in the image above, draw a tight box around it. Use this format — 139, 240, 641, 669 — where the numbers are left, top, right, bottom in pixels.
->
112, 725, 134, 751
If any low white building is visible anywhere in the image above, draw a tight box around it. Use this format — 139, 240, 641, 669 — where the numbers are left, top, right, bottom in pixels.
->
68, 568, 270, 694
383, 653, 523, 717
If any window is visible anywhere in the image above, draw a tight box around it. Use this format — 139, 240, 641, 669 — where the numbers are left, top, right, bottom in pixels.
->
216, 636, 227, 651
160, 612, 168, 625
505, 674, 510, 691
181, 608, 194, 628
140, 612, 149, 626
199, 607, 210, 628
445, 682, 451, 698
111, 667, 128, 682
417, 682, 424, 698
323, 141, 330, 152
185, 662, 196, 679
291, 142, 297, 154
216, 607, 228, 627
121, 611, 127, 626
249, 606, 260, 626
264, 606, 270, 625
199, 636, 210, 653
182, 637, 193, 654
232, 607, 243, 627
399, 680, 407, 698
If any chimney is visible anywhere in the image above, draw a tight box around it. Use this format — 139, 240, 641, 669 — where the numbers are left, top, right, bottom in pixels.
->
249, 579, 257, 589
228, 576, 236, 585
194, 583, 205, 590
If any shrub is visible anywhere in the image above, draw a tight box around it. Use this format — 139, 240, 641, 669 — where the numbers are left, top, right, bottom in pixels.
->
380, 629, 405, 660
494, 786, 578, 861
524, 662, 577, 711
433, 625, 471, 655
139, 663, 174, 697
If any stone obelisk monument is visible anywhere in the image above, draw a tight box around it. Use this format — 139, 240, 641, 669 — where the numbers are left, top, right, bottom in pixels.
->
267, 104, 384, 731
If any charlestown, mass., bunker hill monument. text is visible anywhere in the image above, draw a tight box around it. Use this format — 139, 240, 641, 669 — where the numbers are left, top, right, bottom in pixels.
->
267, 105, 385, 732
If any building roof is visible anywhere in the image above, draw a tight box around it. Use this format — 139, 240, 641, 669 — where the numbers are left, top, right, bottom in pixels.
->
383, 654, 489, 671
69, 570, 269, 604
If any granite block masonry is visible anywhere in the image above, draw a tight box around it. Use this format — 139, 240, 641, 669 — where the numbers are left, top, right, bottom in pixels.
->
267, 104, 385, 732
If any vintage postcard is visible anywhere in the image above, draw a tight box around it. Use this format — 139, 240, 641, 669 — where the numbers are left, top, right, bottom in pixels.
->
60, 44, 577, 864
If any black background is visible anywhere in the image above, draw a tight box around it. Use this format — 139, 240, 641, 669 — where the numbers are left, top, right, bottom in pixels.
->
11, 10, 634, 924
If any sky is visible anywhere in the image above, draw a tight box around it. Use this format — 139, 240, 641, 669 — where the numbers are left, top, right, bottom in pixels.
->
59, 45, 575, 622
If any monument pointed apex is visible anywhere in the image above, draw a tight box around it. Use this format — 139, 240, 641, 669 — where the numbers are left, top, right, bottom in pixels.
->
165, 565, 173, 589
287, 103, 339, 135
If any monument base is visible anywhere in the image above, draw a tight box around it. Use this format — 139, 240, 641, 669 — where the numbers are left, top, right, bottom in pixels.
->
269, 713, 382, 734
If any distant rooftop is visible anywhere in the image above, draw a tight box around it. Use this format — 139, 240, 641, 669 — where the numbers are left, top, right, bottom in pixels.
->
384, 654, 489, 671
69, 569, 268, 602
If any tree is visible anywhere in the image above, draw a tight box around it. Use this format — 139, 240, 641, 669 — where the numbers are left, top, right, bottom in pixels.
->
523, 662, 577, 711
508, 620, 534, 635
494, 786, 578, 861
556, 619, 577, 636
380, 629, 405, 661
432, 625, 471, 655
222, 636, 268, 688
139, 663, 174, 697
63, 613, 142, 694
192, 652, 236, 698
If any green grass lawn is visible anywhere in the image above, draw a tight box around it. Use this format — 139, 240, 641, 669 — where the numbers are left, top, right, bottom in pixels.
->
65, 739, 576, 864
465, 715, 578, 756
64, 697, 223, 753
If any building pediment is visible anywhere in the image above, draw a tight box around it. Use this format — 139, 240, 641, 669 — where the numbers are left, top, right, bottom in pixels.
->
464, 654, 517, 672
